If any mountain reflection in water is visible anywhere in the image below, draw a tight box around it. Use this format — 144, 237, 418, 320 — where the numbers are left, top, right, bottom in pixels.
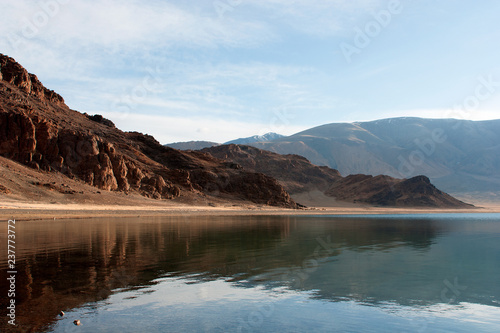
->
1, 214, 499, 332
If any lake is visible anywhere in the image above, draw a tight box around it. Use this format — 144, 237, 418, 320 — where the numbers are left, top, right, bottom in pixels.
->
1, 213, 500, 332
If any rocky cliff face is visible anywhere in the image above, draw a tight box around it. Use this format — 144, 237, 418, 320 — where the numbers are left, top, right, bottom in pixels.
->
0, 54, 297, 208
0, 55, 65, 106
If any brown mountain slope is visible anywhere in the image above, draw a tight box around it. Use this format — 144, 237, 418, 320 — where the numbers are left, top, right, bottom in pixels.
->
0, 54, 296, 208
202, 144, 342, 193
202, 144, 473, 208
326, 174, 472, 207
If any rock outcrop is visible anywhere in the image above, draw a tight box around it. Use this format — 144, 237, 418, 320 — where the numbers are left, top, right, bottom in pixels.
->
0, 54, 297, 208
0, 54, 64, 105
202, 144, 342, 193
325, 174, 472, 207
203, 144, 473, 208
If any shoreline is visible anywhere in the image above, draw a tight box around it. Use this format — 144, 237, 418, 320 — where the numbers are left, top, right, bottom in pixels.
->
2, 201, 499, 221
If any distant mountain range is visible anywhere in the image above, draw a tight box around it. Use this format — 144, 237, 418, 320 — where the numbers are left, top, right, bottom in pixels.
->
165, 132, 283, 150
243, 118, 500, 200
225, 132, 284, 145
168, 118, 500, 200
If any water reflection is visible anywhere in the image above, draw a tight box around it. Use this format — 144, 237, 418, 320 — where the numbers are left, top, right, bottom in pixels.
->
0, 214, 499, 332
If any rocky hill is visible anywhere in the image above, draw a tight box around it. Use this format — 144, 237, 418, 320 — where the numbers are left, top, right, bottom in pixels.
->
203, 144, 473, 208
202, 144, 342, 193
0, 54, 297, 208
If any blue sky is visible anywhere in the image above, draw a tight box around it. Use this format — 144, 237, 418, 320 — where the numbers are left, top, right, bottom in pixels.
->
2, 0, 500, 143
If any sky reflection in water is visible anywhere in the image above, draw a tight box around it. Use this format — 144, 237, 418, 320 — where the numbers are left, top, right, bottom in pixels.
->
1, 214, 499, 332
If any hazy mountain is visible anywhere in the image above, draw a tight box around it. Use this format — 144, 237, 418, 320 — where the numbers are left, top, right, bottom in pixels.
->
249, 118, 500, 200
163, 133, 283, 150
203, 144, 472, 208
225, 132, 284, 145
165, 141, 219, 150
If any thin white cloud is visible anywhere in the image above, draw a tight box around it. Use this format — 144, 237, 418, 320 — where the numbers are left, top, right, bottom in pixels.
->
1, 0, 273, 49
59, 59, 320, 121
246, 0, 385, 37
0, 0, 276, 84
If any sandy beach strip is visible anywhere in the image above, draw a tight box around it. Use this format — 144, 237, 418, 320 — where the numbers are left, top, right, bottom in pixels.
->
1, 201, 499, 221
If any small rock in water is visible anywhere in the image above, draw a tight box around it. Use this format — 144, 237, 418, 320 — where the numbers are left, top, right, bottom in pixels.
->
59, 311, 65, 317
73, 319, 81, 326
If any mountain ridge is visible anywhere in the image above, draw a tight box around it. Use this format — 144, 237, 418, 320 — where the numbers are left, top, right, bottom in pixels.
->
164, 132, 284, 151
225, 132, 284, 145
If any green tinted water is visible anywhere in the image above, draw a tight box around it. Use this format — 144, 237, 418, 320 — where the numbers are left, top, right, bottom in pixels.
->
1, 214, 499, 332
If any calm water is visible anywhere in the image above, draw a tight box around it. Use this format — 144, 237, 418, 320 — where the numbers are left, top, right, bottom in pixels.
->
1, 214, 500, 332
